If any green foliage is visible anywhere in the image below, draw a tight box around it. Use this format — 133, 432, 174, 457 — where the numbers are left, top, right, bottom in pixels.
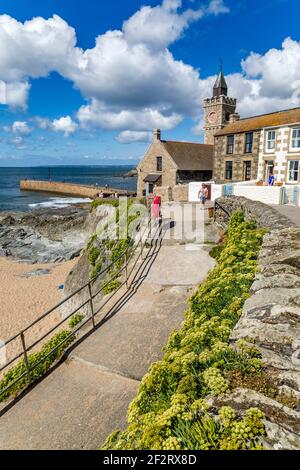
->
209, 243, 225, 261
91, 197, 146, 211
88, 246, 100, 266
90, 261, 103, 280
102, 279, 122, 295
91, 198, 120, 211
68, 313, 85, 329
102, 212, 267, 450
0, 330, 75, 402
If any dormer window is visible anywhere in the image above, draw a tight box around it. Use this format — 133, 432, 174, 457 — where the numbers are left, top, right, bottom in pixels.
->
156, 156, 162, 172
267, 130, 276, 150
291, 128, 300, 149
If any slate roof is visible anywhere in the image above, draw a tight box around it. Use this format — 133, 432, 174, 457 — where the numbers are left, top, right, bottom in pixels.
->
213, 70, 228, 97
215, 107, 300, 136
162, 141, 214, 171
143, 174, 162, 183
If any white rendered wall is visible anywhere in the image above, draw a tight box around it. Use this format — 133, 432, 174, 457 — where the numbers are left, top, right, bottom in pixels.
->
233, 185, 282, 205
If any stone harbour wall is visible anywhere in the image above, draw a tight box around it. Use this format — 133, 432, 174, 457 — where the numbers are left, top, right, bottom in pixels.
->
214, 196, 300, 449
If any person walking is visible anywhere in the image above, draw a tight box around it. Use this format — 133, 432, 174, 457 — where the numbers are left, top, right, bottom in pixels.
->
198, 184, 208, 208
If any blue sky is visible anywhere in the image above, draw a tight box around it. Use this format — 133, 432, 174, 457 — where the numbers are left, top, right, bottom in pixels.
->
0, 0, 300, 166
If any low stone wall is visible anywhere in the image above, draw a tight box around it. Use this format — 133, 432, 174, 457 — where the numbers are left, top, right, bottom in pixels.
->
214, 196, 300, 449
172, 184, 188, 202
215, 195, 295, 230
153, 184, 189, 202
153, 186, 173, 202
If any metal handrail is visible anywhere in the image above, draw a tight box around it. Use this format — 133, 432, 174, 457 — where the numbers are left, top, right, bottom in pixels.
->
214, 200, 231, 219
0, 207, 161, 398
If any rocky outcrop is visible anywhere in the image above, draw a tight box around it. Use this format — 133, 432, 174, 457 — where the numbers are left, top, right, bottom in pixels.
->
214, 196, 300, 449
62, 203, 118, 318
0, 206, 89, 263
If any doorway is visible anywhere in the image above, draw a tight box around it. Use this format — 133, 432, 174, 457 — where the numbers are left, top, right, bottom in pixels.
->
243, 161, 252, 181
265, 160, 274, 182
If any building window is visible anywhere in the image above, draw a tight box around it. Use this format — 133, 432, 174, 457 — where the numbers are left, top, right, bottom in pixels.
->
267, 130, 276, 150
291, 128, 300, 149
156, 156, 162, 172
227, 135, 234, 154
288, 160, 299, 182
245, 132, 253, 153
225, 161, 233, 180
243, 161, 252, 181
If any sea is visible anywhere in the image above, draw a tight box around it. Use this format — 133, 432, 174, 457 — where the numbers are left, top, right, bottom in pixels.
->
0, 166, 137, 212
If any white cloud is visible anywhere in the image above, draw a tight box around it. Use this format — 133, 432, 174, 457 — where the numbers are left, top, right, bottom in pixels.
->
242, 37, 300, 100
77, 99, 182, 131
0, 1, 229, 131
12, 121, 31, 136
116, 130, 152, 144
35, 115, 77, 136
52, 116, 78, 136
123, 0, 205, 51
207, 0, 230, 15
3, 2, 300, 143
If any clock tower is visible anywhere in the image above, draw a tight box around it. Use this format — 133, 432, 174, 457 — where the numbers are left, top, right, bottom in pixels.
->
203, 65, 237, 145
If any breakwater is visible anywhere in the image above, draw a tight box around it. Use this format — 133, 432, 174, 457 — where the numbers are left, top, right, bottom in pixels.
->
20, 180, 136, 198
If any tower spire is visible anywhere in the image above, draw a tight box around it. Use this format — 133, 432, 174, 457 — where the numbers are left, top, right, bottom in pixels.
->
213, 60, 227, 98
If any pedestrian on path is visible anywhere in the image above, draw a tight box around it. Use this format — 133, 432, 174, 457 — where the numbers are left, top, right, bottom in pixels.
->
198, 184, 208, 208
152, 195, 161, 221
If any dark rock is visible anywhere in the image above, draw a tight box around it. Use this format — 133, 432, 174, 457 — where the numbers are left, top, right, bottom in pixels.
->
0, 205, 90, 263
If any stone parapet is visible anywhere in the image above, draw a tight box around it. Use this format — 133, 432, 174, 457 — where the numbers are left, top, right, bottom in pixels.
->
214, 196, 300, 449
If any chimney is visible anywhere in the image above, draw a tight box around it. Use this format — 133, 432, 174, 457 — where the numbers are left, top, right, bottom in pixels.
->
229, 113, 240, 123
153, 129, 161, 142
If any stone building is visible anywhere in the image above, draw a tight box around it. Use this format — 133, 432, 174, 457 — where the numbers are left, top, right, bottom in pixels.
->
137, 129, 213, 198
213, 107, 300, 184
137, 65, 300, 194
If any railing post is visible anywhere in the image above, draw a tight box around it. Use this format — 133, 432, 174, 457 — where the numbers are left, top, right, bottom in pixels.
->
88, 282, 96, 328
140, 225, 143, 259
125, 251, 129, 289
20, 331, 31, 382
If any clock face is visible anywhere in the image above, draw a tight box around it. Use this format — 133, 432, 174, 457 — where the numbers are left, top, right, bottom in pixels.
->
208, 111, 217, 124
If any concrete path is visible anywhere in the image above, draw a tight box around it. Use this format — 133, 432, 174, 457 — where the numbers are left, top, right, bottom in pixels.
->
271, 205, 300, 227
0, 208, 217, 450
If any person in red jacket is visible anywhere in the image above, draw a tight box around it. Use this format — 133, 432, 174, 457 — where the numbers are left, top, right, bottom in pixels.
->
152, 195, 161, 222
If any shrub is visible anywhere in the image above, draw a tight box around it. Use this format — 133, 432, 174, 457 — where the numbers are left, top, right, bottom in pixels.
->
102, 279, 122, 295
102, 212, 267, 450
88, 246, 100, 266
68, 313, 85, 329
0, 330, 75, 402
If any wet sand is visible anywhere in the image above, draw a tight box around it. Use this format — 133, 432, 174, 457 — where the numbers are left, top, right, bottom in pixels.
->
0, 257, 76, 360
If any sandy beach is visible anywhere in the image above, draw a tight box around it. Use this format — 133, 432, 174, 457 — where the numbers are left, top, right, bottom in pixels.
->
0, 257, 76, 362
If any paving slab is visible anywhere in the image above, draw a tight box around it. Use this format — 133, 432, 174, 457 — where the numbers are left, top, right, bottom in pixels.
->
145, 244, 215, 286
0, 359, 138, 450
71, 283, 191, 380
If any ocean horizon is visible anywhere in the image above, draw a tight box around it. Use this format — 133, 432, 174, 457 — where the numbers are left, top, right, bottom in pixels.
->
0, 165, 137, 212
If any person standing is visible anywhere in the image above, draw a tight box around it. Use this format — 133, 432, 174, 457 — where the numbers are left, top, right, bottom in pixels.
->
152, 194, 161, 220
268, 172, 275, 186
198, 184, 208, 208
